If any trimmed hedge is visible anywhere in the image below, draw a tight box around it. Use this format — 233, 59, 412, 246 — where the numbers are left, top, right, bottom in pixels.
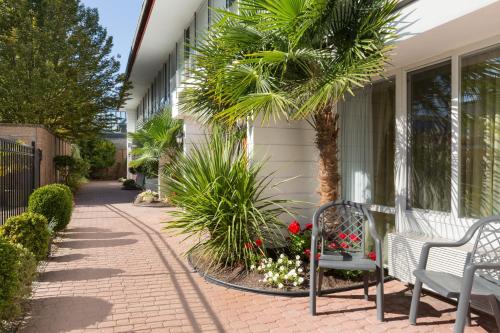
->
52, 183, 73, 202
0, 212, 51, 261
0, 238, 37, 324
28, 184, 73, 231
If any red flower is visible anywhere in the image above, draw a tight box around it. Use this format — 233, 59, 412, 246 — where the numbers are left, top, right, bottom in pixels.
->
368, 251, 376, 261
349, 234, 361, 242
244, 242, 254, 249
339, 233, 347, 240
316, 253, 321, 260
288, 220, 301, 235
327, 242, 337, 249
255, 239, 262, 247
305, 223, 313, 230
304, 248, 311, 256
340, 242, 349, 249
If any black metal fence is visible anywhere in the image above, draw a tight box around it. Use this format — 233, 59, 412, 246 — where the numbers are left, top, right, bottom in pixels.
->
0, 138, 41, 225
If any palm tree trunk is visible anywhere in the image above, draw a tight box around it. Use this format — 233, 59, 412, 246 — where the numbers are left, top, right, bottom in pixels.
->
314, 104, 340, 205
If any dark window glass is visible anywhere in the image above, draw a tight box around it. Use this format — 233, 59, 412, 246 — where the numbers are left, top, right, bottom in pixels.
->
460, 46, 500, 218
408, 61, 451, 211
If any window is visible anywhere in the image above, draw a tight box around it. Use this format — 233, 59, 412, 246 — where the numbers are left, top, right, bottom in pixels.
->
339, 78, 395, 206
460, 46, 500, 218
407, 61, 451, 212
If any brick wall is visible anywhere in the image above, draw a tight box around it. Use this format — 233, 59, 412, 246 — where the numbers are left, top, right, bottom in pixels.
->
0, 124, 71, 186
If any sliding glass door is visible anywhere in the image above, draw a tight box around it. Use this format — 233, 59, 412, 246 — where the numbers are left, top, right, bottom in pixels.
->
339, 78, 395, 206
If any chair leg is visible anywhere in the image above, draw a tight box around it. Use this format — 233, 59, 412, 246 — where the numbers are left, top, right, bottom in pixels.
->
317, 268, 324, 296
454, 291, 472, 333
489, 296, 500, 332
310, 262, 317, 316
409, 278, 423, 325
363, 271, 369, 301
376, 267, 384, 322
464, 304, 471, 327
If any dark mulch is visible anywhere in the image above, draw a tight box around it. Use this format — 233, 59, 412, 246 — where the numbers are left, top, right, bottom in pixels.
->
190, 251, 373, 293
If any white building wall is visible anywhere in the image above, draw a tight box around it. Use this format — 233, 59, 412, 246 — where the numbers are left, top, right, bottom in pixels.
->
249, 119, 320, 225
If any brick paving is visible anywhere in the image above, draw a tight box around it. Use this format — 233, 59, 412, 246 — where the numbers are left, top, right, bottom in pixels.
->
20, 181, 498, 333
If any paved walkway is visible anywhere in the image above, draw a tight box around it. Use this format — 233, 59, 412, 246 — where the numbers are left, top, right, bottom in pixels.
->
20, 181, 497, 333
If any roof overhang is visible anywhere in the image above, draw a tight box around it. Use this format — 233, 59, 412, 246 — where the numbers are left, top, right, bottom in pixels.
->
121, 0, 204, 112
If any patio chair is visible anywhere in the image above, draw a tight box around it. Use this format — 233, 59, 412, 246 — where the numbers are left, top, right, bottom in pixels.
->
409, 215, 500, 333
309, 200, 385, 321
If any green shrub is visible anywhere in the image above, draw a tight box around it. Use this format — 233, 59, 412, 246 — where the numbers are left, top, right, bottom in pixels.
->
164, 129, 292, 268
122, 179, 141, 190
28, 184, 73, 231
52, 183, 73, 202
0, 212, 51, 261
0, 239, 37, 325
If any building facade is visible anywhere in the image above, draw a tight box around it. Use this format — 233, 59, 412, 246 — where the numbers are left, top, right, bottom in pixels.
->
122, 0, 500, 284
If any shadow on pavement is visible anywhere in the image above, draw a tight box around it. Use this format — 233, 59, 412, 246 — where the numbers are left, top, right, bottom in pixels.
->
39, 268, 125, 282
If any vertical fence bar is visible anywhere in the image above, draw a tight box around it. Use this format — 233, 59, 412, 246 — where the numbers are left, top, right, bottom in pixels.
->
0, 138, 38, 225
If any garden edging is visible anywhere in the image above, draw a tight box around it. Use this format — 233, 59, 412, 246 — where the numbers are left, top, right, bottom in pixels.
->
187, 254, 392, 298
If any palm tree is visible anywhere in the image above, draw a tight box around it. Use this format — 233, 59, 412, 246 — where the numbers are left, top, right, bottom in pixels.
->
180, 0, 398, 204
128, 107, 183, 194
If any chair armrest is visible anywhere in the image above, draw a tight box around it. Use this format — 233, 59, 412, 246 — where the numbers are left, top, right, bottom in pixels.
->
469, 262, 500, 271
417, 241, 467, 270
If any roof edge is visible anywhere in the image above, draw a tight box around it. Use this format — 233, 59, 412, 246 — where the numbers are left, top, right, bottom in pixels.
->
125, 0, 156, 80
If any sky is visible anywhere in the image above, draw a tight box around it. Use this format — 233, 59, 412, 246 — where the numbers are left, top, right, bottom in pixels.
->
81, 0, 143, 74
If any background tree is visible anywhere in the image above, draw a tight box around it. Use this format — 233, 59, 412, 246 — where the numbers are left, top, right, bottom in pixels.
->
181, 0, 398, 204
78, 138, 116, 178
0, 0, 129, 141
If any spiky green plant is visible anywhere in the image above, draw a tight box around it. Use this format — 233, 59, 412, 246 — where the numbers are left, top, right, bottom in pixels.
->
180, 0, 399, 205
128, 107, 183, 178
163, 129, 292, 268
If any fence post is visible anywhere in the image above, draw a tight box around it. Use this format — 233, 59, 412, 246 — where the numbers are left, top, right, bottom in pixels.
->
32, 141, 41, 189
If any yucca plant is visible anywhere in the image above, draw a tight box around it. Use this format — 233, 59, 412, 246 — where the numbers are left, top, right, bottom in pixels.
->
163, 128, 292, 268
181, 0, 399, 204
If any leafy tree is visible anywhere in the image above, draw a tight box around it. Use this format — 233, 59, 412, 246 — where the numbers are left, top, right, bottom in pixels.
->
79, 138, 116, 177
181, 0, 398, 204
128, 107, 183, 178
0, 0, 129, 141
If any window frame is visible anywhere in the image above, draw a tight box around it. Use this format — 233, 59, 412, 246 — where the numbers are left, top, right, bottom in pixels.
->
394, 36, 500, 234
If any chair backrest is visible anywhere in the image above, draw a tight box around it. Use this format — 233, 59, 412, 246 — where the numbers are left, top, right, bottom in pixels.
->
470, 218, 500, 284
315, 201, 370, 259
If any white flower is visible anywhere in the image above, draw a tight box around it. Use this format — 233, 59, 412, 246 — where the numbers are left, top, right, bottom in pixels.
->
273, 276, 278, 281
268, 277, 273, 283
295, 261, 301, 267
278, 258, 283, 264
298, 268, 303, 273
298, 277, 304, 284
293, 282, 298, 287
278, 283, 284, 289
279, 266, 285, 271
267, 263, 271, 268
289, 269, 296, 276
268, 258, 273, 263
250, 264, 255, 270
280, 253, 285, 259
284, 275, 289, 280
296, 255, 301, 260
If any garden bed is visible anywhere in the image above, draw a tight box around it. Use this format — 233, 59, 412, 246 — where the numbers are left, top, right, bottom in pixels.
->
188, 252, 383, 297
133, 201, 172, 208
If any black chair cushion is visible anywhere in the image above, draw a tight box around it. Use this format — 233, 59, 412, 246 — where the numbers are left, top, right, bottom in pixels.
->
318, 254, 377, 271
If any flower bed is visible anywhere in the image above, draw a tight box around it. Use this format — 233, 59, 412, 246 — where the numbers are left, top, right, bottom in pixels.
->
188, 219, 381, 296
133, 190, 173, 207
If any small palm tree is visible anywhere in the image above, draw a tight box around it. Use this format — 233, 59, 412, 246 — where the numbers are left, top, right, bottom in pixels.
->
181, 0, 398, 204
128, 107, 183, 193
